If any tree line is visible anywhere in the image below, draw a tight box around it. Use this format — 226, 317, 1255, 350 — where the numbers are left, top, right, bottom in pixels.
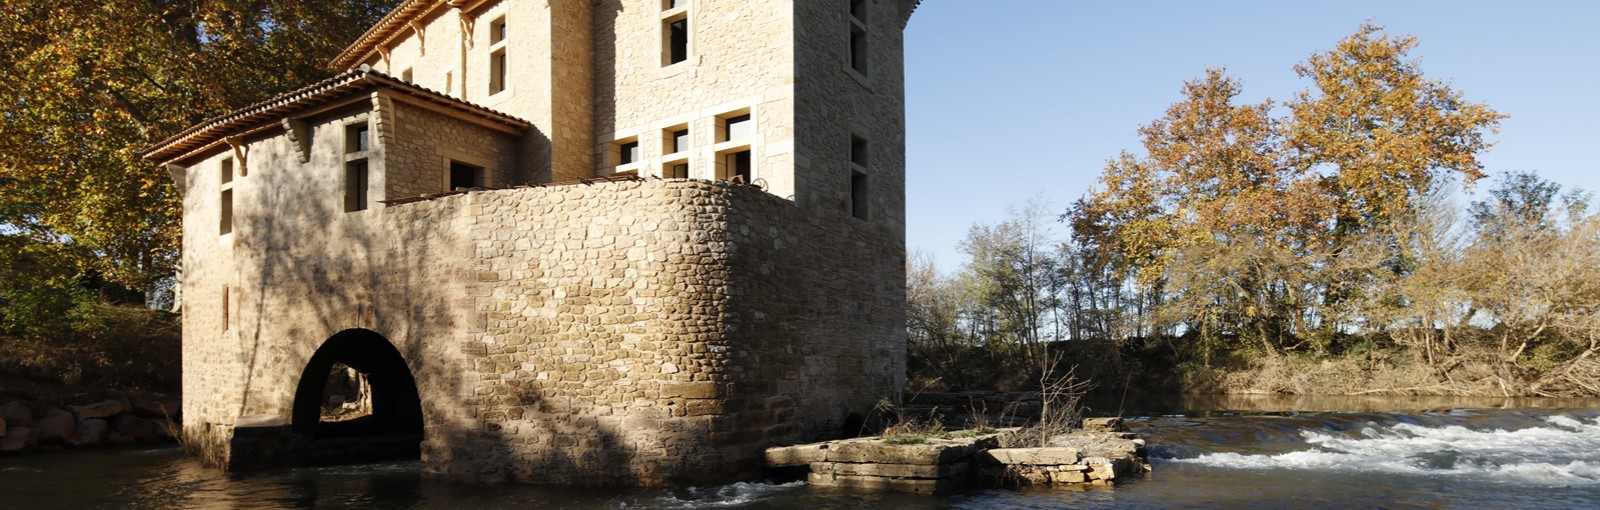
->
0, 1, 398, 388
908, 26, 1600, 397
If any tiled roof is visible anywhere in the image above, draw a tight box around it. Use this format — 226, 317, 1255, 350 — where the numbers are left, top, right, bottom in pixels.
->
141, 65, 529, 164
330, 0, 446, 70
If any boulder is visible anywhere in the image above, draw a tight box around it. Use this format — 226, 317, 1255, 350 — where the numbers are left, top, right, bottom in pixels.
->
1, 400, 32, 427
71, 398, 131, 421
0, 426, 32, 453
33, 408, 76, 443
71, 418, 109, 446
112, 414, 157, 442
147, 418, 175, 440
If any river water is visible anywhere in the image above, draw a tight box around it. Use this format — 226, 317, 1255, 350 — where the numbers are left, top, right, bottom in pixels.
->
4, 395, 1598, 509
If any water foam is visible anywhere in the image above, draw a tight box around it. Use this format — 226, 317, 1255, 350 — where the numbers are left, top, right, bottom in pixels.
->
1165, 413, 1600, 487
620, 480, 806, 509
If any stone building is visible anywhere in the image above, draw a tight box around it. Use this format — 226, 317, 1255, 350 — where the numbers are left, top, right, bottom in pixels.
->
141, 0, 918, 486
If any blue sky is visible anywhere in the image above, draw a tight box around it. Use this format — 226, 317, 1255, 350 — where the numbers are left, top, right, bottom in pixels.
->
903, 1, 1600, 272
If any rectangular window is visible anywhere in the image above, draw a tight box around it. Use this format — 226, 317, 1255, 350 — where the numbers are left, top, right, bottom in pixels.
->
665, 17, 688, 65
720, 149, 751, 183
850, 135, 869, 167
222, 285, 230, 331
489, 49, 507, 94
619, 140, 640, 165
665, 162, 689, 179
345, 160, 369, 212
401, 68, 413, 82
851, 170, 869, 220
346, 123, 370, 153
449, 161, 484, 190
668, 127, 690, 154
665, 0, 684, 8
722, 113, 752, 142
850, 27, 868, 75
490, 16, 507, 44
444, 70, 454, 96
219, 189, 233, 235
220, 157, 234, 185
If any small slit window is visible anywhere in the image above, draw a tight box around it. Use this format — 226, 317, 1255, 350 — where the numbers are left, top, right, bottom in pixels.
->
619, 140, 640, 165
345, 160, 369, 212
346, 123, 370, 153
490, 16, 507, 44
490, 50, 508, 94
219, 189, 233, 235
851, 170, 869, 220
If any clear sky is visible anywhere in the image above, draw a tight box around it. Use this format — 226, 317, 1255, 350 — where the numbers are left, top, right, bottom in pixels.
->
903, 1, 1600, 272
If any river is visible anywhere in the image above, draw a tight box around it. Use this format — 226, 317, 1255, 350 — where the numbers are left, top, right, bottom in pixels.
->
4, 395, 1597, 509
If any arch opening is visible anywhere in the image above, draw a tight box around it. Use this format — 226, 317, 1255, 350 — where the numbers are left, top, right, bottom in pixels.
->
291, 329, 423, 464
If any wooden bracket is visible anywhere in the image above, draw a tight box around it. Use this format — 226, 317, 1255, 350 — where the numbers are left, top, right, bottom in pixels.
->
224, 137, 249, 176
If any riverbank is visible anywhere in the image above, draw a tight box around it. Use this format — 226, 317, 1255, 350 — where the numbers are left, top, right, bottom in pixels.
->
0, 377, 180, 454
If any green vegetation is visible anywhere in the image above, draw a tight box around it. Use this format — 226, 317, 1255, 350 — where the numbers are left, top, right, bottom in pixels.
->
909, 26, 1600, 398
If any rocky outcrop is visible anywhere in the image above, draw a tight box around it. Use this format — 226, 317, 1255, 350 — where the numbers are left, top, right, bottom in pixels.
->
768, 431, 1010, 494
0, 396, 180, 455
766, 423, 1152, 494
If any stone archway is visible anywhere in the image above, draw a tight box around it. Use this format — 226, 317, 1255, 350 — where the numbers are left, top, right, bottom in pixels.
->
290, 329, 423, 463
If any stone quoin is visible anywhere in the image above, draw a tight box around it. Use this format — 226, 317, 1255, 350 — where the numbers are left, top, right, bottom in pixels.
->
141, 0, 919, 486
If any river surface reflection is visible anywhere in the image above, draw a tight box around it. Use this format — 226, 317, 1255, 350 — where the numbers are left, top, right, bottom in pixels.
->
4, 395, 1598, 509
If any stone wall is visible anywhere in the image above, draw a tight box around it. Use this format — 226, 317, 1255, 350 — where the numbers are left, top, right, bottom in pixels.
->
180, 163, 902, 484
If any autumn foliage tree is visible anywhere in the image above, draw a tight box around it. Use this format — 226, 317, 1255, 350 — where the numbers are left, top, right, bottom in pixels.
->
0, 0, 398, 301
1068, 25, 1506, 355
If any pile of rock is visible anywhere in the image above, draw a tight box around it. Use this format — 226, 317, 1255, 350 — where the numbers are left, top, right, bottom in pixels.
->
0, 397, 180, 454
976, 417, 1149, 487
764, 418, 1151, 494
766, 430, 1011, 494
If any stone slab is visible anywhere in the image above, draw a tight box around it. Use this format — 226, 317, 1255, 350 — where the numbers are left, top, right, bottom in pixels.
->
765, 443, 828, 467
822, 441, 975, 465
811, 460, 969, 479
978, 447, 1081, 466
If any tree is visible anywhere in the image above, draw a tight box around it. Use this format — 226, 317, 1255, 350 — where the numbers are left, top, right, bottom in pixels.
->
1066, 25, 1504, 355
0, 0, 398, 297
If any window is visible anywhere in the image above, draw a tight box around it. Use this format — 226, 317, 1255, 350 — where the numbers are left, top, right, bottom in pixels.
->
489, 50, 508, 94
851, 170, 869, 220
488, 16, 508, 95
346, 122, 370, 153
400, 68, 413, 82
850, 135, 869, 167
490, 16, 507, 44
220, 189, 234, 235
666, 127, 690, 154
848, 0, 868, 76
222, 285, 230, 331
449, 161, 484, 190
719, 150, 751, 183
345, 160, 369, 212
664, 162, 689, 179
618, 140, 640, 165
662, 2, 689, 67
443, 70, 454, 96
719, 113, 752, 143
219, 157, 234, 236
